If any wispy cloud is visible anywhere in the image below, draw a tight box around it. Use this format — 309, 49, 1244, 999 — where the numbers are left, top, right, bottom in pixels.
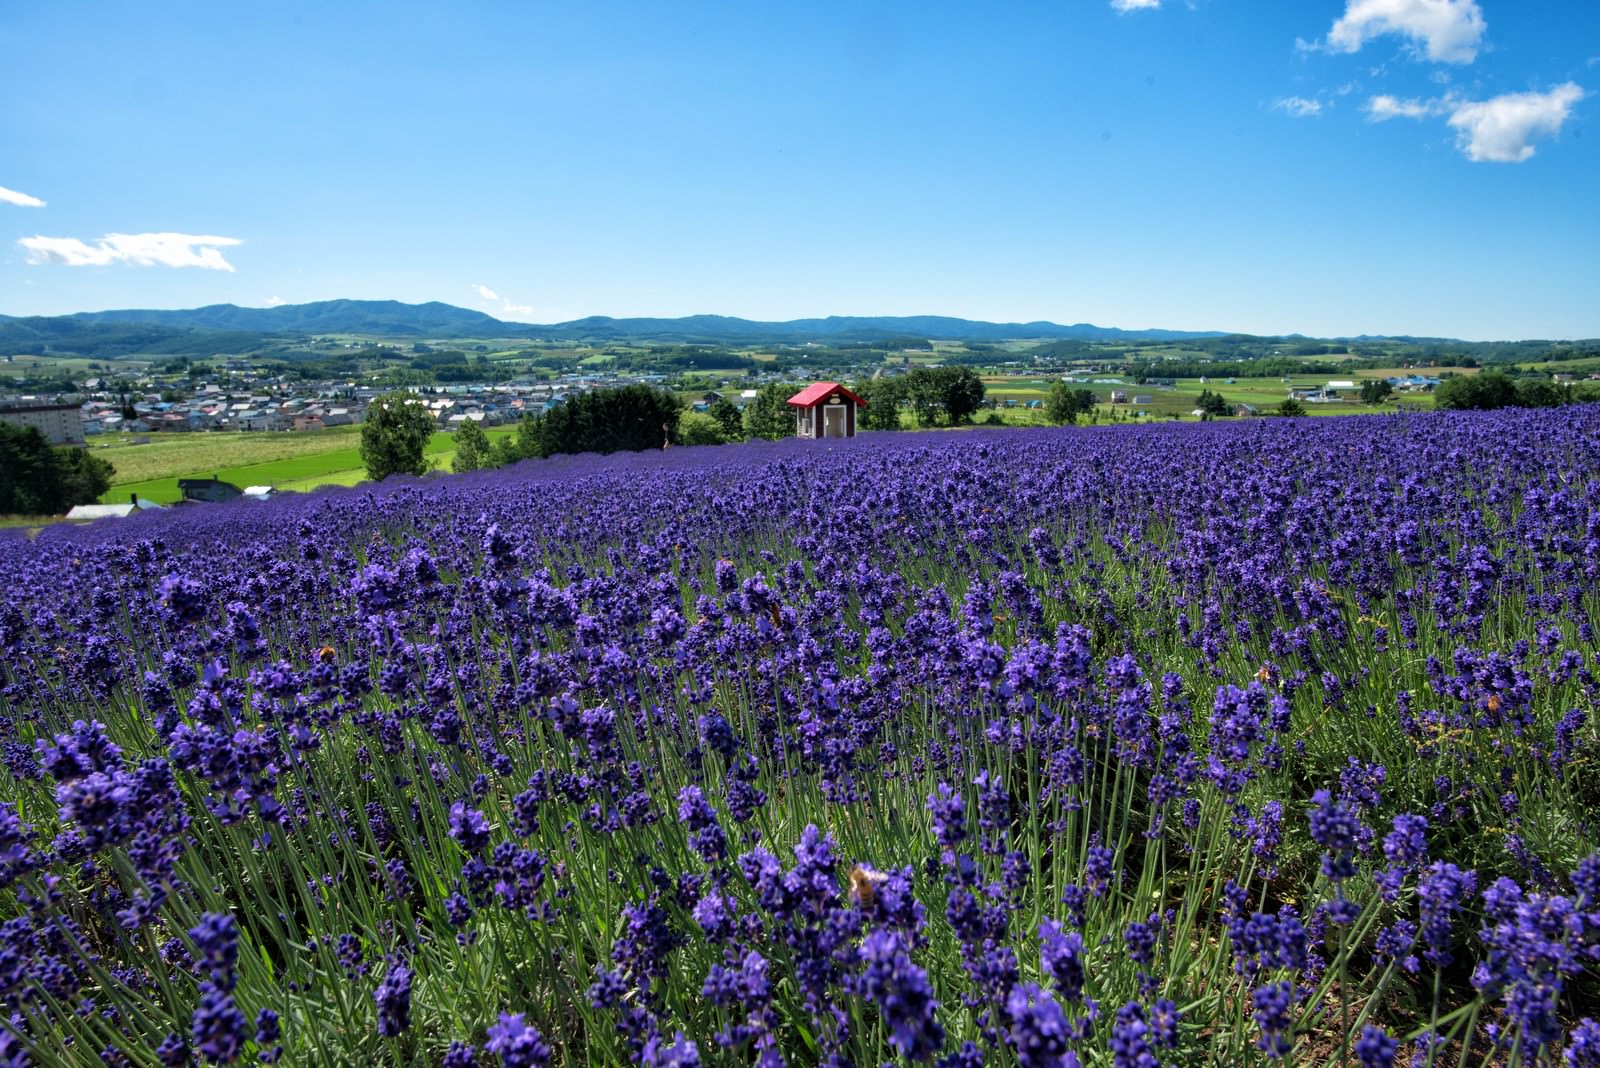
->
1365, 92, 1458, 120
472, 283, 538, 321
1319, 0, 1486, 64
1363, 83, 1585, 162
1447, 83, 1586, 162
1111, 0, 1160, 12
19, 232, 242, 270
1275, 96, 1325, 118
265, 296, 287, 307
0, 185, 46, 208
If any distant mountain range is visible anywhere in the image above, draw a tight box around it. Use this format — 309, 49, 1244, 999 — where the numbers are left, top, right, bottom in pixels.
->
65, 299, 505, 336
4, 300, 1582, 361
531, 313, 1226, 343
0, 299, 1230, 348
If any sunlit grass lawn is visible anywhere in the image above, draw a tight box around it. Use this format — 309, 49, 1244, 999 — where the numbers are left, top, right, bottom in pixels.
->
98, 427, 515, 503
95, 427, 366, 486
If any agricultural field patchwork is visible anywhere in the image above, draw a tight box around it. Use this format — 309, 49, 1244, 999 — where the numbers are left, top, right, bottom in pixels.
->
3, 409, 1600, 1065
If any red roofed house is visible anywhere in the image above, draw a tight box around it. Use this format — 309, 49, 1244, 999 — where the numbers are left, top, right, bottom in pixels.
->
787, 382, 866, 439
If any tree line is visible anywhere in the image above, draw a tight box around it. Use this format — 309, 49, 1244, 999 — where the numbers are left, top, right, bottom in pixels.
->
0, 424, 116, 515
1433, 372, 1599, 411
360, 369, 993, 481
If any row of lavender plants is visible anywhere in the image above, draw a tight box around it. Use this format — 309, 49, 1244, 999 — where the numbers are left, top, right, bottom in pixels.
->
3, 408, 1600, 1067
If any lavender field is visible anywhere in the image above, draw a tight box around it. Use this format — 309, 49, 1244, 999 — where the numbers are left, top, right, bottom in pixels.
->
4, 409, 1600, 1068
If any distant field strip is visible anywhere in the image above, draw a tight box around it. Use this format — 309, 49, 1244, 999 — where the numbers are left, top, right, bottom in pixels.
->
99, 428, 513, 503
99, 428, 365, 486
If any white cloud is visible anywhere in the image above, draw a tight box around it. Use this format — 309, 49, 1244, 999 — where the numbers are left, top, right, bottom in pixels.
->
1275, 96, 1325, 118
264, 296, 287, 307
1447, 83, 1586, 162
472, 283, 541, 322
1323, 0, 1486, 64
1111, 0, 1160, 11
0, 185, 46, 208
19, 232, 241, 270
1363, 83, 1585, 161
1365, 92, 1457, 120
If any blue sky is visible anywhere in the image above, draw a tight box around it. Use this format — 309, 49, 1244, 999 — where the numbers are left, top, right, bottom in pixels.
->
2, 1, 1596, 340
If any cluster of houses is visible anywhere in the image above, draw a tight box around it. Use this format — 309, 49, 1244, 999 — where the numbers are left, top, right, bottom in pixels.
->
1383, 374, 1445, 391
9, 379, 665, 442
1286, 380, 1360, 405
5, 357, 832, 446
79, 391, 366, 435
688, 388, 760, 413
1281, 376, 1442, 404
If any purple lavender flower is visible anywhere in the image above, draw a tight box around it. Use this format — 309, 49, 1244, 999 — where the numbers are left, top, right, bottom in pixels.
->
1060, 884, 1087, 928
1567, 1018, 1600, 1067
188, 914, 239, 991
485, 1013, 551, 1067
928, 784, 966, 850
1149, 999, 1180, 1049
697, 713, 737, 759
1309, 790, 1360, 881
1417, 862, 1477, 966
37, 719, 123, 782
1383, 814, 1429, 868
443, 1042, 478, 1068
1124, 918, 1157, 967
374, 961, 413, 1038
1248, 801, 1285, 875
449, 802, 492, 853
155, 1034, 191, 1067
254, 1009, 281, 1064
676, 785, 727, 864
974, 770, 1011, 853
1110, 1002, 1158, 1068
641, 1031, 700, 1067
1085, 834, 1118, 898
158, 573, 209, 624
191, 983, 247, 1065
1355, 1024, 1397, 1068
848, 929, 945, 1061
1005, 983, 1075, 1068
1251, 982, 1295, 1058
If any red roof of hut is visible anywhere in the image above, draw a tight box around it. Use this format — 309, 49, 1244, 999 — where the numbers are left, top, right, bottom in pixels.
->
786, 382, 867, 408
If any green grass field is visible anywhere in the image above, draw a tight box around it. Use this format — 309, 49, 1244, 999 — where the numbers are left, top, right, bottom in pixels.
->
98, 427, 515, 504
0, 355, 143, 378
1521, 357, 1600, 374
978, 372, 1439, 423
93, 427, 367, 485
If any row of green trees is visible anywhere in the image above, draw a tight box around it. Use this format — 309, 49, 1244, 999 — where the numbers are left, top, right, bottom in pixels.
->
1433, 371, 1594, 411
815, 367, 987, 432
362, 371, 995, 482
0, 424, 116, 515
